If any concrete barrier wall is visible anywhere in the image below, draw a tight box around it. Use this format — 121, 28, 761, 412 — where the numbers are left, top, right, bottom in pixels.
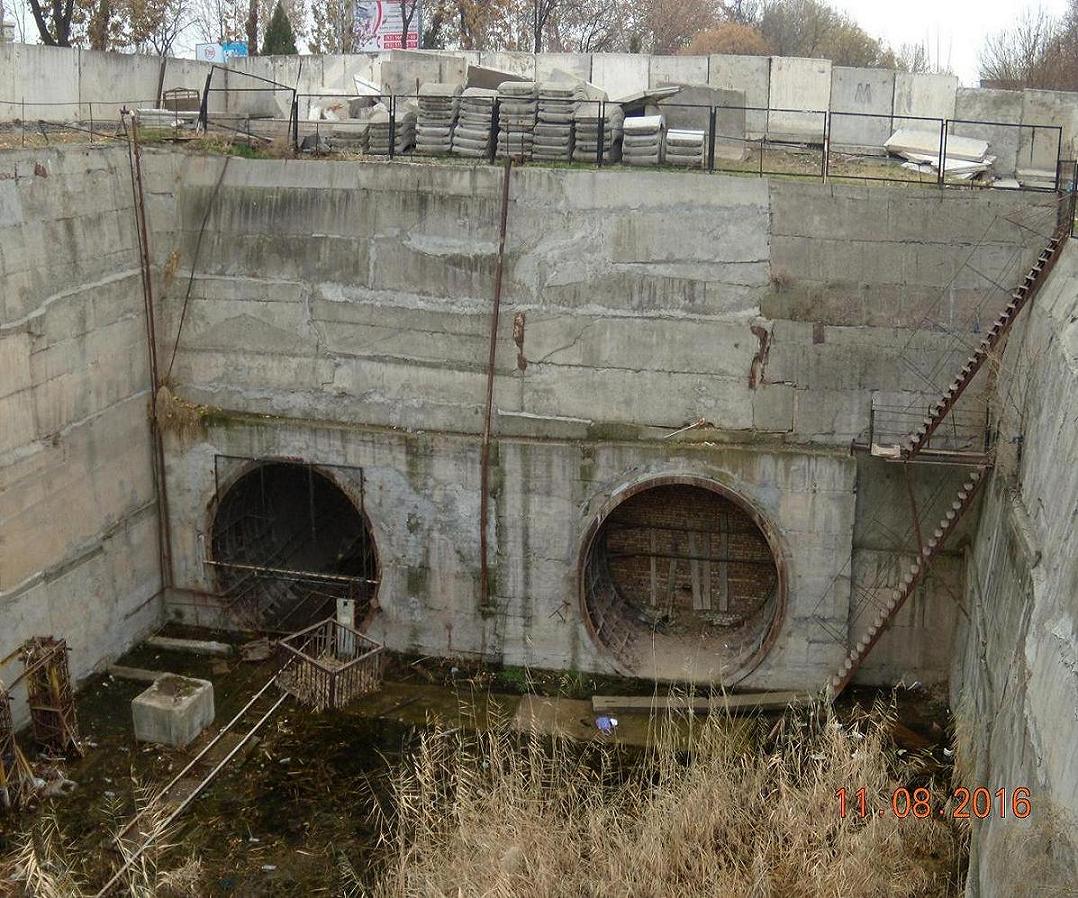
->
954, 87, 1023, 176
0, 145, 162, 725
649, 54, 708, 88
4, 44, 1078, 174
768, 56, 831, 141
708, 54, 770, 137
829, 65, 895, 151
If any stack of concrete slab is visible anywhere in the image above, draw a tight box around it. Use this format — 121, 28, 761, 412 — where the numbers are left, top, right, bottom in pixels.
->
622, 114, 664, 166
885, 128, 996, 181
416, 82, 461, 155
533, 81, 583, 162
664, 128, 706, 168
573, 103, 624, 162
326, 120, 370, 153
497, 81, 538, 159
369, 105, 417, 154
452, 87, 498, 158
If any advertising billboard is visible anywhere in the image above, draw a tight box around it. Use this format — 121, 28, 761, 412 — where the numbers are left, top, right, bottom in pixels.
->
354, 0, 420, 50
196, 42, 249, 63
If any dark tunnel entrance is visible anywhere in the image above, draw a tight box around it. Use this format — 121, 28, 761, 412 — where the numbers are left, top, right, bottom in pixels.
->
210, 461, 379, 633
581, 480, 785, 683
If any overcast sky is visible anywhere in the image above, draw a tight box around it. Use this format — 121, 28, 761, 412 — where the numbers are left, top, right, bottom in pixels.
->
1, 0, 1068, 85
830, 0, 1071, 85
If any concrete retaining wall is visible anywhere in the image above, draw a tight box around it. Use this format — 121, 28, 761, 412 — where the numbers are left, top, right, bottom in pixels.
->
0, 146, 162, 725
954, 241, 1078, 897
134, 152, 1052, 690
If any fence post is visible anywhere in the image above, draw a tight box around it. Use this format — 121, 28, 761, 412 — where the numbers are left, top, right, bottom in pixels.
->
938, 120, 948, 186
392, 95, 399, 158
489, 97, 500, 165
596, 100, 605, 167
822, 111, 829, 182
707, 106, 716, 172
291, 93, 299, 152
197, 70, 212, 133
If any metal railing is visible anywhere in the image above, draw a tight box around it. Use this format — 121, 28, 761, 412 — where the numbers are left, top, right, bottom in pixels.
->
0, 85, 1069, 194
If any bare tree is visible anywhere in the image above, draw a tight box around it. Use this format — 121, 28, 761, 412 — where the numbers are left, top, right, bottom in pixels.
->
979, 8, 1073, 90
683, 20, 770, 55
27, 0, 77, 45
125, 0, 192, 54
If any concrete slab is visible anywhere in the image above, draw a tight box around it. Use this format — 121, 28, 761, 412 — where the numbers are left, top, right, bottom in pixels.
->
650, 55, 708, 88
829, 66, 895, 151
708, 53, 769, 137
953, 87, 1023, 175
591, 53, 650, 100
132, 675, 214, 748
146, 635, 233, 657
893, 72, 956, 125
768, 56, 831, 143
1019, 89, 1076, 177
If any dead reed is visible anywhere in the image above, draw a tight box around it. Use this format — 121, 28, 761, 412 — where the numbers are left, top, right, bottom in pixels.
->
371, 700, 963, 898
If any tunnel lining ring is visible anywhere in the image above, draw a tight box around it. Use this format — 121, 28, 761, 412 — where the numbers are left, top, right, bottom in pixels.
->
578, 474, 787, 684
207, 458, 380, 634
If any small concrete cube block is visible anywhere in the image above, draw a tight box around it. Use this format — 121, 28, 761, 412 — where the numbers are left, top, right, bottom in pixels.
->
132, 675, 215, 748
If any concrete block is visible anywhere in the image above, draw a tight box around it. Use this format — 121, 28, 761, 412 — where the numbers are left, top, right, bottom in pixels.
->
535, 53, 591, 83
132, 675, 214, 748
146, 635, 234, 656
892, 72, 956, 125
650, 55, 708, 88
77, 49, 160, 119
590, 53, 649, 100
953, 87, 1023, 175
477, 52, 535, 80
708, 53, 769, 137
829, 66, 895, 151
1019, 89, 1078, 176
12, 44, 79, 120
658, 85, 744, 138
768, 56, 831, 142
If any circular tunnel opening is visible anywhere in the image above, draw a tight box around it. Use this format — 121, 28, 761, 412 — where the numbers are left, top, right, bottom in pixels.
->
210, 461, 379, 633
581, 480, 784, 683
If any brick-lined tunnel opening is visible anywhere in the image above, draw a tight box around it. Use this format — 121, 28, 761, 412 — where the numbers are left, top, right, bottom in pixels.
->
582, 481, 784, 682
210, 462, 379, 633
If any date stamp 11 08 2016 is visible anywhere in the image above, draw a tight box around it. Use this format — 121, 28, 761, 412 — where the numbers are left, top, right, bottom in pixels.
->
837, 786, 1032, 820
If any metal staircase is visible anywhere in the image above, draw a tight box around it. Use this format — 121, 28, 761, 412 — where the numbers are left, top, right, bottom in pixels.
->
832, 225, 1069, 696
904, 232, 1066, 459
831, 463, 990, 695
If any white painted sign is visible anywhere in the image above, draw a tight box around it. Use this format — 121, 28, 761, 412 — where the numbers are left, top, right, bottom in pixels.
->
354, 0, 420, 50
196, 43, 225, 64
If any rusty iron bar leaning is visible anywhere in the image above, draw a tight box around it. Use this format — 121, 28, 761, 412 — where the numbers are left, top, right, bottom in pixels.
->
479, 158, 513, 610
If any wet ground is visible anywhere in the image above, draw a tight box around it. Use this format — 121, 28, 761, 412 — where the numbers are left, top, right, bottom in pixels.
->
0, 626, 956, 896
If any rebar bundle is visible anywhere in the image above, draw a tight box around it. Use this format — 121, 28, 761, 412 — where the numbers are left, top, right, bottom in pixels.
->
0, 683, 36, 812
20, 637, 82, 757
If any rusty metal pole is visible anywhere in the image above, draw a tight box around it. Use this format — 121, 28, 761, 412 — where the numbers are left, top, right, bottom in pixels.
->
479, 159, 513, 610
123, 111, 175, 590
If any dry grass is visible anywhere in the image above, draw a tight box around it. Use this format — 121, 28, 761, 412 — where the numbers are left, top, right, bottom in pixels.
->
154, 384, 207, 443
371, 700, 963, 898
0, 790, 203, 898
